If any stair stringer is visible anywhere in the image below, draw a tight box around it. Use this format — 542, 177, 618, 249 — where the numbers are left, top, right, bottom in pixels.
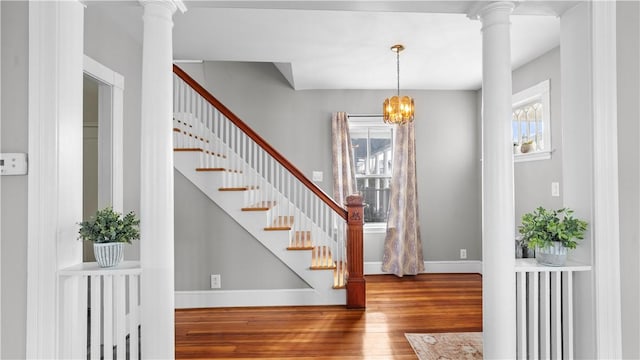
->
174, 151, 346, 305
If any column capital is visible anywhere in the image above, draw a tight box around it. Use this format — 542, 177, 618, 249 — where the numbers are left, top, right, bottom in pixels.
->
139, 0, 186, 14
467, 1, 515, 23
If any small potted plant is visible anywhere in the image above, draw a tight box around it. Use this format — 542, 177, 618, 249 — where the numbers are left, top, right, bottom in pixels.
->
78, 207, 140, 268
519, 206, 588, 266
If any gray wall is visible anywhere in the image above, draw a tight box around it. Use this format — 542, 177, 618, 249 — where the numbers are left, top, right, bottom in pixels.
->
174, 171, 308, 290
512, 47, 563, 230
178, 61, 481, 289
617, 1, 640, 358
84, 4, 144, 260
0, 2, 28, 358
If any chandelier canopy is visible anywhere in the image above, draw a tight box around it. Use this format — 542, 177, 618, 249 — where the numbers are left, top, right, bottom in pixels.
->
383, 44, 415, 125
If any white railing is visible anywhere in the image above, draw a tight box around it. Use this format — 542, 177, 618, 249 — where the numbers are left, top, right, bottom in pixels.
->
515, 258, 591, 359
173, 73, 348, 282
59, 261, 141, 359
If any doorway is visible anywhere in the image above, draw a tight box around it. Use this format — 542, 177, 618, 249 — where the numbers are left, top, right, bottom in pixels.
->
82, 55, 125, 261
83, 75, 100, 261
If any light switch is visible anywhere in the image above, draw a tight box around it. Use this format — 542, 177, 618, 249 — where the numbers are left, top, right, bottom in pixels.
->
312, 171, 323, 182
551, 182, 560, 197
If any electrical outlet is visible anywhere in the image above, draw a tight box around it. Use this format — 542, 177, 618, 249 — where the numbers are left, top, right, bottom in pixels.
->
210, 274, 221, 289
460, 249, 467, 259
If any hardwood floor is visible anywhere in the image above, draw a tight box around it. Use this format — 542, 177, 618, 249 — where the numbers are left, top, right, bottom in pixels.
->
175, 273, 482, 359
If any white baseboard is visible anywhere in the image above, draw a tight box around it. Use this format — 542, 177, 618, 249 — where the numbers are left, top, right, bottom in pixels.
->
175, 288, 346, 309
364, 260, 482, 275
176, 262, 482, 309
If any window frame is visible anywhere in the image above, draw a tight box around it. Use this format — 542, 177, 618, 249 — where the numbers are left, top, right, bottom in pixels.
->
348, 115, 394, 229
512, 79, 552, 163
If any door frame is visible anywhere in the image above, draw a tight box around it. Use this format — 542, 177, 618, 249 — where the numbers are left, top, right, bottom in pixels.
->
83, 55, 124, 212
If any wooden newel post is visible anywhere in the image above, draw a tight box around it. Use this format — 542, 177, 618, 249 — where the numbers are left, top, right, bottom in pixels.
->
345, 194, 366, 309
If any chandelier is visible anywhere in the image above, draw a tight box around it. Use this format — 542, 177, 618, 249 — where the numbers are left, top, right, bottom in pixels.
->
383, 44, 415, 124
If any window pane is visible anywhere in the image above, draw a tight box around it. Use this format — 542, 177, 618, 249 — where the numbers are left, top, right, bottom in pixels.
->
512, 112, 519, 144
351, 137, 368, 175
514, 101, 545, 151
357, 177, 391, 223
368, 128, 393, 176
349, 121, 394, 223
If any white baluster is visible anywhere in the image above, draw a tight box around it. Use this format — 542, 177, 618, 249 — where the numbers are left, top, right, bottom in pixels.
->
103, 275, 114, 360
540, 272, 551, 358
562, 271, 574, 359
129, 274, 140, 360
550, 271, 562, 359
286, 172, 291, 224
527, 272, 539, 359
231, 125, 236, 187
90, 275, 101, 360
115, 274, 126, 359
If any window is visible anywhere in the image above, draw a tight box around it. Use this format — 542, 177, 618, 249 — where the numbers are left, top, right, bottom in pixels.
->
512, 80, 551, 162
348, 116, 394, 224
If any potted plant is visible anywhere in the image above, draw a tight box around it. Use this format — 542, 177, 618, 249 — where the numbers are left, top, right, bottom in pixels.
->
519, 206, 588, 266
520, 139, 535, 153
78, 207, 140, 268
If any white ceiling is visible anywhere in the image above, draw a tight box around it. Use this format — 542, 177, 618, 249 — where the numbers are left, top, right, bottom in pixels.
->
93, 1, 576, 90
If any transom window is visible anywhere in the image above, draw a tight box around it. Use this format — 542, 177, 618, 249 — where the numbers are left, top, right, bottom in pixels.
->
512, 80, 551, 162
348, 116, 394, 224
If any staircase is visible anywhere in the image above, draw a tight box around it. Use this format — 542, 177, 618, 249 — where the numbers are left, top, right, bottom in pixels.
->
172, 66, 365, 307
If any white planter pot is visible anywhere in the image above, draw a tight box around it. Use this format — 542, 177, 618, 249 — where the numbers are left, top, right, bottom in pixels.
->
536, 242, 568, 266
93, 242, 124, 268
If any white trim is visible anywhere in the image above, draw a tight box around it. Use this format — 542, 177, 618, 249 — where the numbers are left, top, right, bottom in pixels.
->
364, 260, 482, 275
513, 79, 550, 107
591, 1, 622, 357
83, 55, 125, 212
514, 150, 553, 163
0, 1, 3, 354
175, 288, 346, 308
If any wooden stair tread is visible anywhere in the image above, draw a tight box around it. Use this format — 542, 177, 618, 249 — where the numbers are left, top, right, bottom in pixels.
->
195, 167, 225, 172
218, 186, 259, 191
173, 128, 210, 143
264, 216, 294, 231
174, 148, 226, 158
242, 201, 276, 212
196, 168, 242, 173
174, 147, 203, 152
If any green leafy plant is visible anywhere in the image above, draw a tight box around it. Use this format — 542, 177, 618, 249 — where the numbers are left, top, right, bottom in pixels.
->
519, 207, 588, 250
78, 207, 140, 244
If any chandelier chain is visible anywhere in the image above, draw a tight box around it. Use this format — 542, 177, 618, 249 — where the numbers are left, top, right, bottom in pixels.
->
396, 50, 400, 97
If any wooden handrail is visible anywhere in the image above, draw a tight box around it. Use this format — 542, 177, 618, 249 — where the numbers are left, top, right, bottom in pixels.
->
173, 65, 347, 220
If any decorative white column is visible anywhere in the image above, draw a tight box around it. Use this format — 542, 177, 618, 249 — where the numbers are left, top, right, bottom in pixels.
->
27, 1, 85, 358
475, 2, 516, 358
589, 1, 622, 357
139, 1, 184, 358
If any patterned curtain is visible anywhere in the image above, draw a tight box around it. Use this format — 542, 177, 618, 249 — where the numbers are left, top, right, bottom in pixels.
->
331, 112, 357, 206
382, 122, 424, 277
